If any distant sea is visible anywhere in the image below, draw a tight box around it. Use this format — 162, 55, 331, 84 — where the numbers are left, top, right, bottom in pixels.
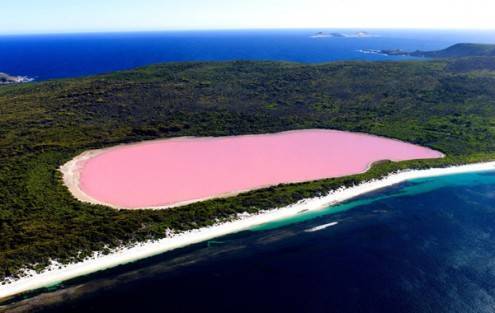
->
1, 29, 495, 81
8, 171, 495, 313
4, 30, 495, 313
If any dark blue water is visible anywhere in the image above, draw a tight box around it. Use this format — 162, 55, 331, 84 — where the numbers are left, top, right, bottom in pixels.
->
2, 29, 495, 81
7, 171, 495, 313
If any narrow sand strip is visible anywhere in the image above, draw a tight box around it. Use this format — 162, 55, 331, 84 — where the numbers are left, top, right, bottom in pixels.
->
2, 161, 494, 300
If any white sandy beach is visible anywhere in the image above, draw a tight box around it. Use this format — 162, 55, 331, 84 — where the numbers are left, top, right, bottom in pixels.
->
2, 161, 495, 300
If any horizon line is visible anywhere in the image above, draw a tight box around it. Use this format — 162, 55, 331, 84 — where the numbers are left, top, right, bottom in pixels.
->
2, 26, 495, 37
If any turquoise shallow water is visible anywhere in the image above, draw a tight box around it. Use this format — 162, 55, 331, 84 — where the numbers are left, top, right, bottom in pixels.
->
253, 171, 495, 231
5, 170, 495, 313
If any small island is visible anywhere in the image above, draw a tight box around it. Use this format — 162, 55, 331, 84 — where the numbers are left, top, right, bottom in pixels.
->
311, 31, 375, 38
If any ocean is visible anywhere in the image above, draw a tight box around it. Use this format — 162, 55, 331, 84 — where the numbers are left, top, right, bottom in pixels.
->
3, 30, 495, 313
5, 171, 495, 313
1, 29, 495, 81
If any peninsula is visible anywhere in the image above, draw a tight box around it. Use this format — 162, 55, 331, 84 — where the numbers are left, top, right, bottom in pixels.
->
361, 43, 495, 58
0, 72, 33, 84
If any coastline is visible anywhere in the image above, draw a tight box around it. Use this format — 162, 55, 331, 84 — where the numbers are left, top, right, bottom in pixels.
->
2, 160, 495, 301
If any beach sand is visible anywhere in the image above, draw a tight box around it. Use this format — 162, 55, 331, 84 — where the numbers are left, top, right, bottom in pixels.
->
2, 161, 495, 300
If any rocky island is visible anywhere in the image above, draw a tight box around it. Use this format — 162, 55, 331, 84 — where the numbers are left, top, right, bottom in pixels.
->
311, 31, 375, 38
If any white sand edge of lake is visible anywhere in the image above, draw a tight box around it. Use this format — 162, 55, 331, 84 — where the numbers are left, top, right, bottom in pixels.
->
2, 161, 494, 300
59, 129, 445, 210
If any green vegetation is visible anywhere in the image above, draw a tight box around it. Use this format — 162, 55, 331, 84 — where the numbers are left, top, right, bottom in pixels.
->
413, 43, 495, 58
1, 56, 495, 280
382, 43, 495, 59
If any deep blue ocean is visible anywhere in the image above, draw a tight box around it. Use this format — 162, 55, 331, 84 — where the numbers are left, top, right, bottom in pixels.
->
1, 29, 495, 81
3, 30, 495, 313
5, 171, 495, 313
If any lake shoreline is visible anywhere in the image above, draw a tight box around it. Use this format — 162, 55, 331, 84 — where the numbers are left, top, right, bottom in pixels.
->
59, 129, 443, 209
2, 160, 494, 301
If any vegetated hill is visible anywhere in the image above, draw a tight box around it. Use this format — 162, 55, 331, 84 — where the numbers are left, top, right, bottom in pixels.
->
445, 56, 495, 72
380, 43, 495, 59
1, 57, 495, 281
412, 43, 495, 58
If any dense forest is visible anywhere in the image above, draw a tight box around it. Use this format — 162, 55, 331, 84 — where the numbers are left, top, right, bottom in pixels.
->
414, 43, 495, 58
381, 43, 495, 58
1, 55, 495, 280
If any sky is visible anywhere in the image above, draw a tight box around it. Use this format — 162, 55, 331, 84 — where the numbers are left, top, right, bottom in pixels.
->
2, 0, 495, 34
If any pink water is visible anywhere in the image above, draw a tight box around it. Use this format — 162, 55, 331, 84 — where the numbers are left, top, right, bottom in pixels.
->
78, 130, 443, 208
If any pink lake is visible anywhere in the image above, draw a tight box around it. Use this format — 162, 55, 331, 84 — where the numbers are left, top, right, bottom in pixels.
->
78, 130, 443, 209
